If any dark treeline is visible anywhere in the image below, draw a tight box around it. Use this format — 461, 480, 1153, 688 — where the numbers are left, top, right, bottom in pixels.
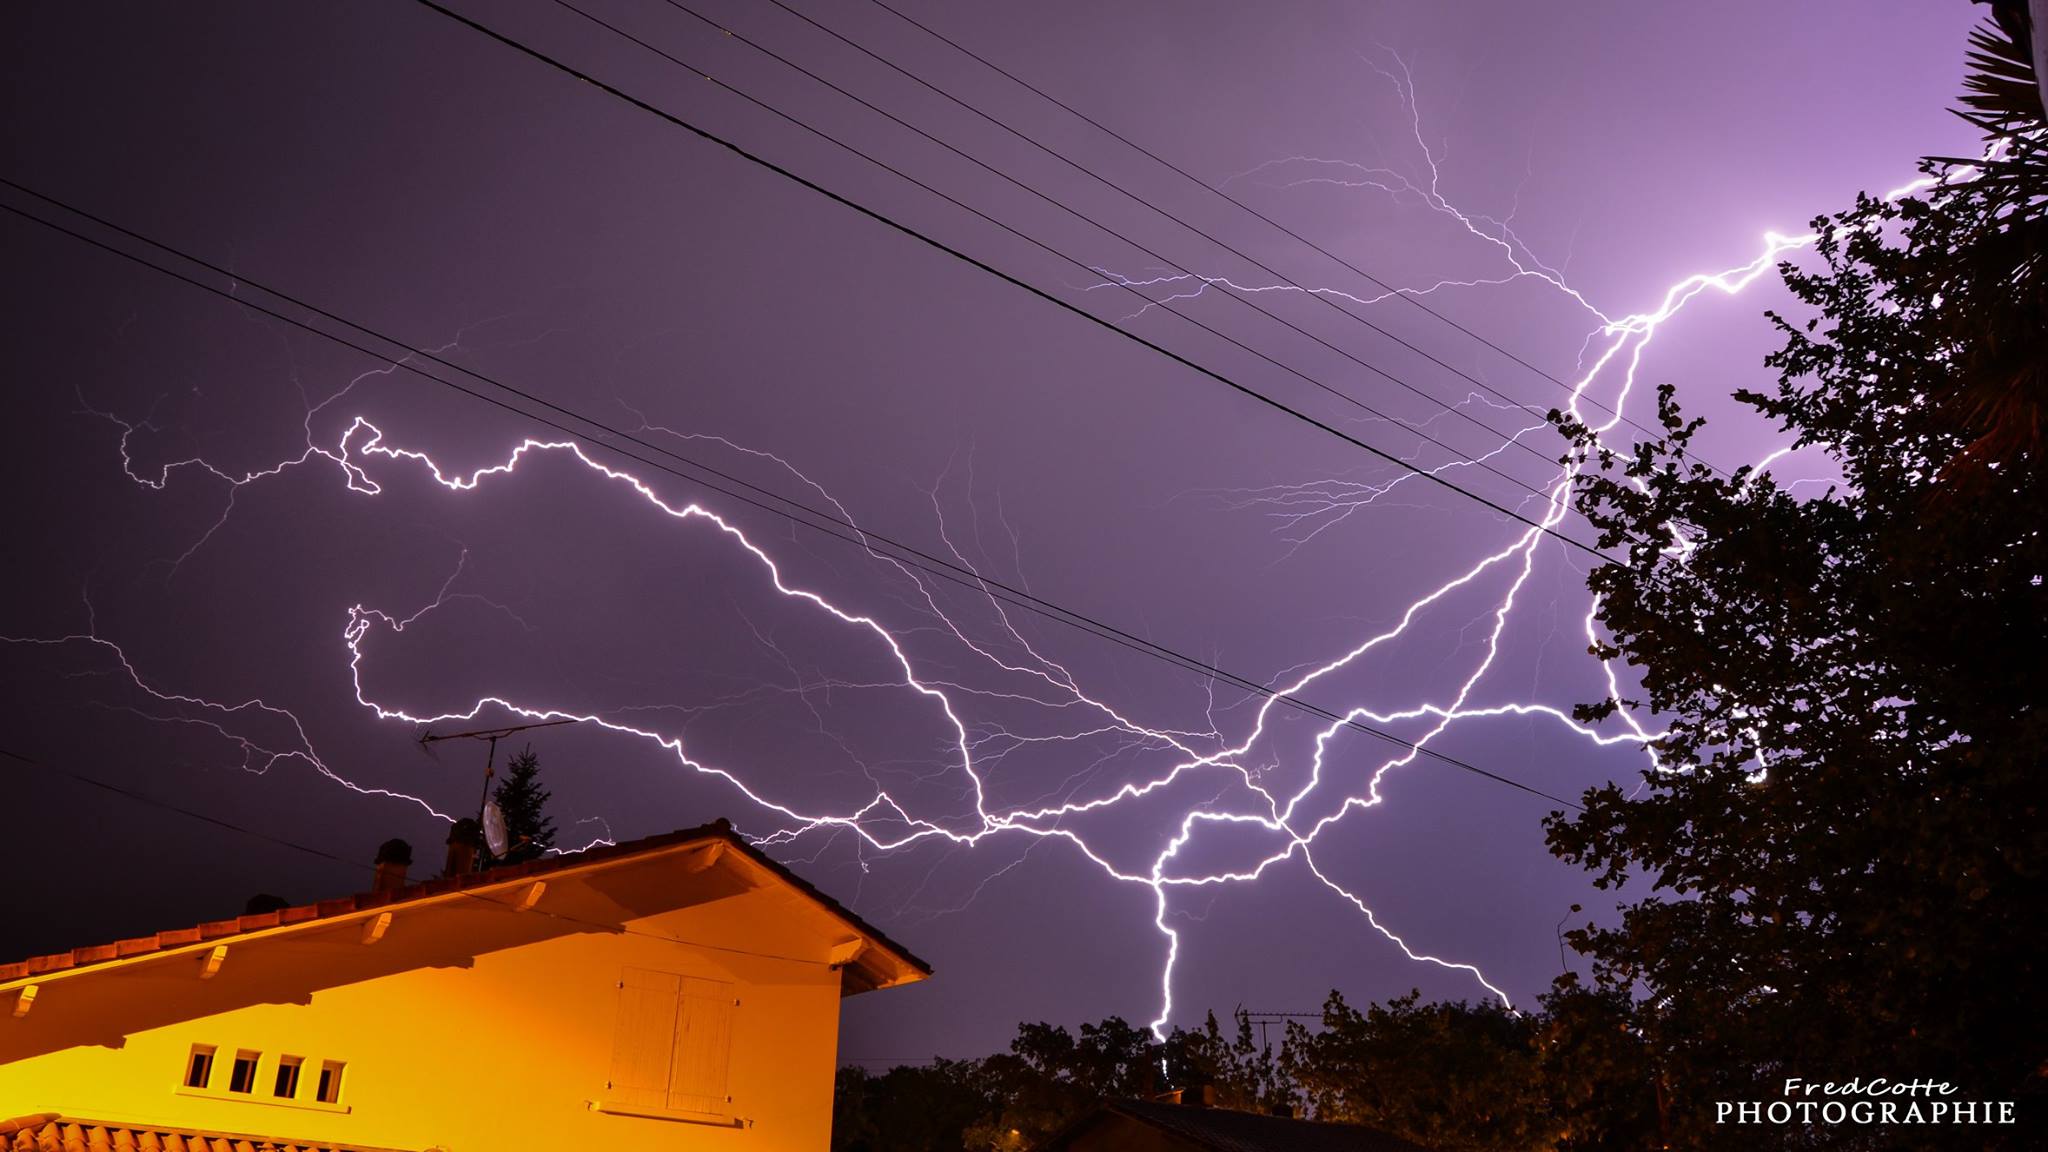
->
833, 987, 1654, 1152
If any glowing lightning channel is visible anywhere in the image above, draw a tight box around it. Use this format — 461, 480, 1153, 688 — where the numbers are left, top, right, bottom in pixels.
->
1085, 47, 1997, 1031
33, 48, 1993, 1043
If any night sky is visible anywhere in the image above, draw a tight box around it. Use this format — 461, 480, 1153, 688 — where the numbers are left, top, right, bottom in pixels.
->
1, 1, 1984, 1064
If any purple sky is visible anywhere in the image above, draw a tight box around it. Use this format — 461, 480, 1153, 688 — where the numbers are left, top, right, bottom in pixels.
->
1, 1, 1985, 1063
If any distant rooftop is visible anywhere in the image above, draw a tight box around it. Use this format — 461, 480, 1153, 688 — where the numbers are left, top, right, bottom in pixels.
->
1042, 1099, 1432, 1152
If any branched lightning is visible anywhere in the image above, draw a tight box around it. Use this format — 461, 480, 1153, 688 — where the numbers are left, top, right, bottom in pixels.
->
1075, 46, 1985, 1028
20, 46, 1980, 1042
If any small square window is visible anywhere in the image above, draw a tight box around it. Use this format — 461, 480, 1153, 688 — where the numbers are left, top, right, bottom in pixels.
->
315, 1060, 345, 1104
273, 1055, 303, 1099
228, 1050, 260, 1094
184, 1045, 215, 1089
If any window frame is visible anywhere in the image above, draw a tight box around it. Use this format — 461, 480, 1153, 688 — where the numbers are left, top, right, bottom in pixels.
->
173, 1045, 351, 1114
314, 1060, 346, 1105
273, 1054, 304, 1100
226, 1050, 261, 1094
184, 1045, 216, 1090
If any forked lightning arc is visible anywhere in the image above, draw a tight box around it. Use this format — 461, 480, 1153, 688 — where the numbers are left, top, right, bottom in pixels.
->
8, 46, 1960, 1037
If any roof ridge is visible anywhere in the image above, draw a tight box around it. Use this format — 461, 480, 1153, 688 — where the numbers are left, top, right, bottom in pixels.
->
1, 817, 927, 985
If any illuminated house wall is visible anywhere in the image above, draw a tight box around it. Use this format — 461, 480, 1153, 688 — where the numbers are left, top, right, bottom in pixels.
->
0, 826, 928, 1151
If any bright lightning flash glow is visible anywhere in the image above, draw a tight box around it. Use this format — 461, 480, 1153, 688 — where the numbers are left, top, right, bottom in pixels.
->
7, 47, 1968, 1041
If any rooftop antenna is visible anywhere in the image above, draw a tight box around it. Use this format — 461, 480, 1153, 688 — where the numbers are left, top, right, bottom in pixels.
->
418, 717, 581, 862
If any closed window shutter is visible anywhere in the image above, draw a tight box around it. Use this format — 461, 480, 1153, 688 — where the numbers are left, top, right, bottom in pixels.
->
667, 977, 734, 1115
609, 968, 681, 1110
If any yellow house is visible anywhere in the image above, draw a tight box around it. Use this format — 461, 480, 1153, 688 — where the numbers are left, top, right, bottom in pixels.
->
0, 819, 929, 1151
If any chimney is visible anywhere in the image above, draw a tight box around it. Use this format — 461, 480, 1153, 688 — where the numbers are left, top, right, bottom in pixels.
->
443, 820, 481, 878
1155, 1085, 1215, 1108
373, 838, 413, 893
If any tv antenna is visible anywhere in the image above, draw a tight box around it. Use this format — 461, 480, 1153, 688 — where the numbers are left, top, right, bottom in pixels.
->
1235, 1007, 1322, 1050
418, 717, 581, 858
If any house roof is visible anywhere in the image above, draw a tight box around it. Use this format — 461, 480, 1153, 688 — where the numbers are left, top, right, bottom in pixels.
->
1043, 1100, 1432, 1152
0, 1113, 417, 1152
0, 819, 929, 994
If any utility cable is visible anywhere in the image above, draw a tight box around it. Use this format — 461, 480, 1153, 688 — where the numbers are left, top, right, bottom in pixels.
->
856, 0, 1733, 476
519, 0, 1623, 553
637, 0, 1567, 488
0, 185, 1585, 811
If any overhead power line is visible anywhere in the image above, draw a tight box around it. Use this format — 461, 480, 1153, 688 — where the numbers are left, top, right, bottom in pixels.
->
0, 183, 1584, 812
1, 743, 375, 873
407, 0, 1631, 565
855, 0, 1727, 476
637, 0, 1567, 488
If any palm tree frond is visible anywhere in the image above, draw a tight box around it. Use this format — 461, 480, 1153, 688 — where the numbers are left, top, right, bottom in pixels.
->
1960, 2, 2045, 130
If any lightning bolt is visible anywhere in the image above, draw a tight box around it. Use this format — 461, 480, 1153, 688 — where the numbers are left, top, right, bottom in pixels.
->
1074, 47, 1992, 1030
17, 44, 1988, 1044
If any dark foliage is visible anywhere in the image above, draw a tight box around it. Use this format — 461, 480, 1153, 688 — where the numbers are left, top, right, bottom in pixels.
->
488, 744, 556, 866
962, 1017, 1162, 1149
1281, 991, 1550, 1151
832, 995, 1655, 1151
1541, 19, 2046, 1144
832, 1011, 1292, 1152
833, 1060, 1006, 1152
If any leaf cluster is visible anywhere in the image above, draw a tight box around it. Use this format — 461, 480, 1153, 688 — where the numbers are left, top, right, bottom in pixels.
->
1541, 30, 2047, 1144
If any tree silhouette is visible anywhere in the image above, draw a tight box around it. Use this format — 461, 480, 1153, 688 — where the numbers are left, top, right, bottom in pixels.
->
1543, 69, 2047, 1145
489, 744, 556, 866
1282, 991, 1552, 1152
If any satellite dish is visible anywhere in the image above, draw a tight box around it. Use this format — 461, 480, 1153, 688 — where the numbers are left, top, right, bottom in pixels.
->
483, 801, 510, 859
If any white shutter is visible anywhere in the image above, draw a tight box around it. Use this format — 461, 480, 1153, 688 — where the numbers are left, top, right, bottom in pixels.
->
607, 969, 736, 1117
608, 968, 681, 1110
667, 977, 734, 1115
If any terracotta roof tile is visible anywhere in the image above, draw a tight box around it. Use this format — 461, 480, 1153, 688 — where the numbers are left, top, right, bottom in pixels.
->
0, 1116, 409, 1152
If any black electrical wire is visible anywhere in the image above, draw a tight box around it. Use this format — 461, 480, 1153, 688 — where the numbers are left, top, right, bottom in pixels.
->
409, 0, 1631, 564
0, 186, 1586, 811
